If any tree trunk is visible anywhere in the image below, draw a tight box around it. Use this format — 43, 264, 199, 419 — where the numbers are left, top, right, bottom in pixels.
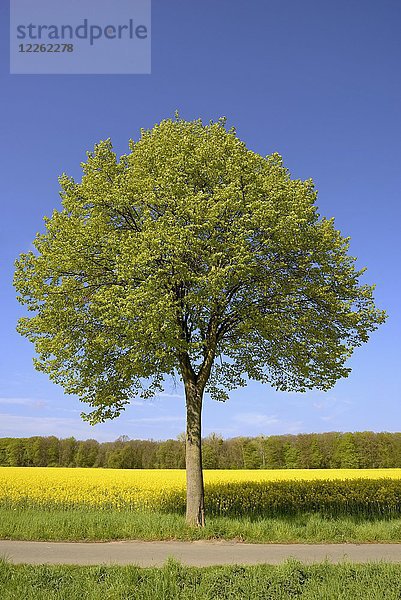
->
185, 380, 205, 527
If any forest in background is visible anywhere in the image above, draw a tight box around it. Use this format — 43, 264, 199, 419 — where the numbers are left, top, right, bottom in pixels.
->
1, 431, 401, 469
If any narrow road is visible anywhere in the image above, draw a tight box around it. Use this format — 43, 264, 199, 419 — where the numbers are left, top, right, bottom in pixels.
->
1, 541, 401, 566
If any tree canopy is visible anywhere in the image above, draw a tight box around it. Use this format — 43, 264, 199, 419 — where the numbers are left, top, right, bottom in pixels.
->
14, 117, 385, 423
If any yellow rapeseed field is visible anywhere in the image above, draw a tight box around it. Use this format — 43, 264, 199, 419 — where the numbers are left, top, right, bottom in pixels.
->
1, 467, 400, 511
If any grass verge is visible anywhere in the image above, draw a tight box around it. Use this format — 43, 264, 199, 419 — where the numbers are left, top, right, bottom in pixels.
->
1, 557, 401, 599
1, 508, 401, 543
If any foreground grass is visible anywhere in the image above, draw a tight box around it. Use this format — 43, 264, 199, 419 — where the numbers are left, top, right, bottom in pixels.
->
2, 508, 401, 543
1, 558, 401, 599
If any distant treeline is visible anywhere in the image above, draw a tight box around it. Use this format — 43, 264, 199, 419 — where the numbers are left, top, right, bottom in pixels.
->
1, 431, 401, 469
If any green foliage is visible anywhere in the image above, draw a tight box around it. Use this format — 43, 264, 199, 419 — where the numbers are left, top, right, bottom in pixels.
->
14, 117, 386, 423
2, 432, 401, 469
284, 444, 300, 469
334, 433, 359, 468
155, 439, 185, 469
242, 439, 262, 469
74, 440, 99, 468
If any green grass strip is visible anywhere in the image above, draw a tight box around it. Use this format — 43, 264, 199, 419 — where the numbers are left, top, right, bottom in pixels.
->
2, 508, 401, 543
2, 558, 401, 599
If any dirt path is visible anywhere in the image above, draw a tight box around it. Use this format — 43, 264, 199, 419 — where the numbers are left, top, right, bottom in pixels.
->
1, 540, 401, 566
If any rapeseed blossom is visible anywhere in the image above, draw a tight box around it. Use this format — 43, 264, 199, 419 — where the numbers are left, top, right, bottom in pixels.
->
1, 467, 400, 513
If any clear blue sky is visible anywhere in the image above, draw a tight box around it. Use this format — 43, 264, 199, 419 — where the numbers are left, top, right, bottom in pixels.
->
1, 0, 400, 442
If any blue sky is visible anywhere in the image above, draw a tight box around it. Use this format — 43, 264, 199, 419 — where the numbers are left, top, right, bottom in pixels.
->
1, 0, 400, 442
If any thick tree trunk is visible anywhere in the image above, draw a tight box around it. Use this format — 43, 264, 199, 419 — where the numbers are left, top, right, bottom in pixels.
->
184, 380, 205, 527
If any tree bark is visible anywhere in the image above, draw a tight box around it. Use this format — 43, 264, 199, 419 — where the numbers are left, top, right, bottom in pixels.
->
184, 379, 205, 527
178, 315, 217, 527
